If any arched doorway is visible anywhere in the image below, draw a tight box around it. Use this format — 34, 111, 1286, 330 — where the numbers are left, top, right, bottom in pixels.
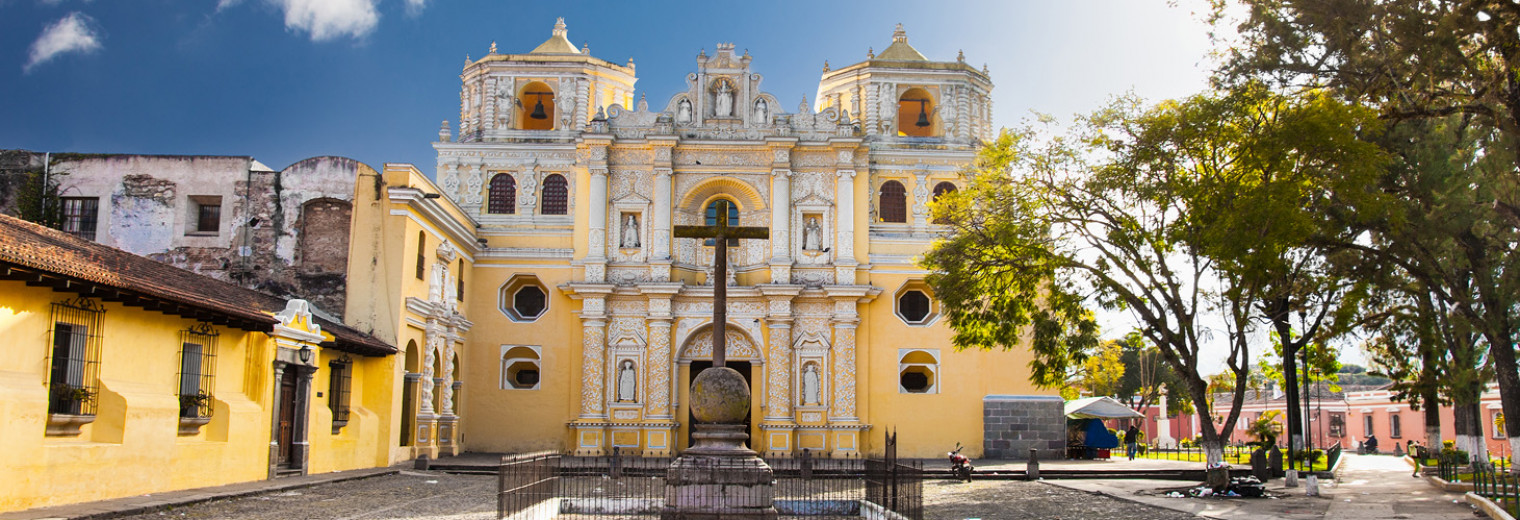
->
676, 324, 763, 450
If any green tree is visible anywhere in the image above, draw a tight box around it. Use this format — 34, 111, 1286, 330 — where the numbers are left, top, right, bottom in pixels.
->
1072, 339, 1127, 398
1220, 0, 1520, 468
923, 100, 1261, 464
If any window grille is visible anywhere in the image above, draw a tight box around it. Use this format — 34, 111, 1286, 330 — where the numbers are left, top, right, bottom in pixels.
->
60, 197, 99, 240
197, 202, 221, 232
45, 297, 105, 416
329, 360, 352, 429
488, 174, 517, 214
457, 259, 464, 301
1390, 414, 1402, 438
178, 322, 219, 418
879, 181, 907, 223
415, 231, 426, 280
541, 174, 568, 215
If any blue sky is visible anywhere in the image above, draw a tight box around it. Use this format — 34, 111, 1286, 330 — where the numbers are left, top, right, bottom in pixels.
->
4, 0, 1356, 372
2, 0, 1221, 173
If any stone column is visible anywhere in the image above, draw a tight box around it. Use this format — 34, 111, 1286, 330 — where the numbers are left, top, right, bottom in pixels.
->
911, 170, 929, 236
651, 167, 673, 281
769, 168, 792, 283
834, 168, 857, 283
587, 167, 609, 282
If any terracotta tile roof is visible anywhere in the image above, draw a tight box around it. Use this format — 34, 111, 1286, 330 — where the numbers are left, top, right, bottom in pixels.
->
0, 213, 394, 356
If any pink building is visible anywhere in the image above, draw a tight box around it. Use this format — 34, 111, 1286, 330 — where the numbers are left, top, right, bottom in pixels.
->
1207, 384, 1510, 457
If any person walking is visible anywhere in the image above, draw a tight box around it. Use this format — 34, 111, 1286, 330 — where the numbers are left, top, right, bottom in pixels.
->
1125, 424, 1140, 461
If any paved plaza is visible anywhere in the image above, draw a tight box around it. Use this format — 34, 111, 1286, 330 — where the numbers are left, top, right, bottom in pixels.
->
2, 453, 1490, 520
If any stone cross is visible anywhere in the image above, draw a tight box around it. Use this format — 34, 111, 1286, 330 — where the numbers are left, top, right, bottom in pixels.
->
673, 200, 768, 368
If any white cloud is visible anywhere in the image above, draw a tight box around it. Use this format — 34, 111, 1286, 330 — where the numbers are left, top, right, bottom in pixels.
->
24, 12, 102, 73
274, 0, 378, 42
403, 0, 427, 17
216, 0, 243, 13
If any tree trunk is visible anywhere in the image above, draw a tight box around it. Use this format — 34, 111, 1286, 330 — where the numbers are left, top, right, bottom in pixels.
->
1454, 400, 1488, 465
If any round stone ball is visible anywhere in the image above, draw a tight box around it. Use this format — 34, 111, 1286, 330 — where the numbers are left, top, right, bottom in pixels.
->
690, 367, 751, 424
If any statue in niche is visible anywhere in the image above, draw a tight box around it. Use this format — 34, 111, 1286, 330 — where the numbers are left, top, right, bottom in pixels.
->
715, 81, 734, 117
753, 98, 768, 123
617, 360, 637, 402
802, 363, 821, 406
621, 214, 640, 248
676, 98, 693, 124
803, 217, 823, 251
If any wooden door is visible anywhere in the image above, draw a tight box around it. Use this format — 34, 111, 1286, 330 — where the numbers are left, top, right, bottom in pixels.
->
277, 369, 298, 467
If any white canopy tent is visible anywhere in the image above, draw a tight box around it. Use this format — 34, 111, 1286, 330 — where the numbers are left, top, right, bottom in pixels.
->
1065, 396, 1144, 420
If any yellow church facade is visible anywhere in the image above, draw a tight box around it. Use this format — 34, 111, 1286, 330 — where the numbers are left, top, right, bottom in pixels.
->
428, 20, 1048, 459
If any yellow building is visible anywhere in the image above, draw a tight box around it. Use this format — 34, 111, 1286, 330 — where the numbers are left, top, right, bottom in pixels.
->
0, 24, 1061, 514
0, 214, 398, 511
430, 21, 1052, 459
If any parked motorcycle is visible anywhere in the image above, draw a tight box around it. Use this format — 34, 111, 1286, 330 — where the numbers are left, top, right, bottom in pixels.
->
949, 442, 973, 482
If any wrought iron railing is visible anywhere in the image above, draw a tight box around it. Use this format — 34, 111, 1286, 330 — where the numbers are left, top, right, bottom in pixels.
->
496, 449, 923, 520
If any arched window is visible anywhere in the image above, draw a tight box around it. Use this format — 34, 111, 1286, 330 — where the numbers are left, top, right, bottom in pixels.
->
487, 174, 516, 214
897, 87, 936, 137
703, 198, 739, 246
415, 231, 426, 280
932, 182, 957, 224
541, 174, 568, 215
518, 82, 556, 131
879, 181, 907, 223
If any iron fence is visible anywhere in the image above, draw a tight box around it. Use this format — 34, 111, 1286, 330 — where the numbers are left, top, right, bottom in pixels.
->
1140, 445, 1254, 463
1472, 462, 1520, 517
496, 449, 922, 520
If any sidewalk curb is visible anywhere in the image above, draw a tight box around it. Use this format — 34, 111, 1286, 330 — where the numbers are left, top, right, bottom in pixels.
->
0, 468, 400, 520
1467, 492, 1518, 520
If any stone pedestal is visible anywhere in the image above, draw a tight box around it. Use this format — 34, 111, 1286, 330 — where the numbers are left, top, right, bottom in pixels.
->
661, 367, 778, 520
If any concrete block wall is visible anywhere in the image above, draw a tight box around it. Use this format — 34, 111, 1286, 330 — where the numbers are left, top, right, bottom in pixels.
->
983, 395, 1065, 461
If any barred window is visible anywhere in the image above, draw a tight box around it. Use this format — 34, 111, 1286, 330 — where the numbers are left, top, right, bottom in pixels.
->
178, 323, 219, 420
47, 298, 104, 417
329, 360, 352, 432
487, 174, 516, 214
456, 259, 464, 302
60, 197, 99, 241
415, 231, 426, 280
541, 174, 568, 215
879, 181, 907, 223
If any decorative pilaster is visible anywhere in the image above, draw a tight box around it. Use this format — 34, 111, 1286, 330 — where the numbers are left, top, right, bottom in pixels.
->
580, 318, 608, 419
829, 322, 858, 422
647, 318, 674, 419
765, 319, 794, 420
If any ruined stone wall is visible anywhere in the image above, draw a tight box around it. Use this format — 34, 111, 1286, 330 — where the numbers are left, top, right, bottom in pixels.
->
14, 153, 365, 320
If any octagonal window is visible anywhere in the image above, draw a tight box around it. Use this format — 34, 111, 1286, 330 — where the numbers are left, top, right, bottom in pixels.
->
499, 275, 548, 322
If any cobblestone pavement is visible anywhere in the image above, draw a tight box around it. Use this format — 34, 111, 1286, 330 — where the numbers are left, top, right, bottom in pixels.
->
110, 471, 1198, 520
923, 479, 1198, 520
111, 471, 496, 520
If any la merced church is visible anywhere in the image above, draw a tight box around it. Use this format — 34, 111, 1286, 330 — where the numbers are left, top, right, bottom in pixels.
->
0, 18, 1057, 511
